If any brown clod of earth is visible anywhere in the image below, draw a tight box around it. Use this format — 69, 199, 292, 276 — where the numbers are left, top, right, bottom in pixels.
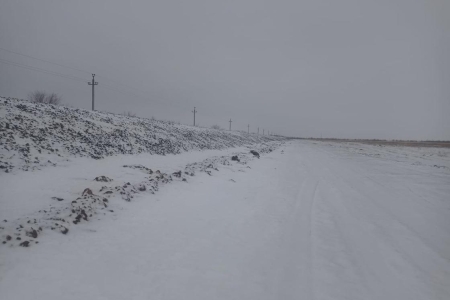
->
82, 188, 93, 196
26, 228, 38, 239
19, 241, 30, 247
94, 176, 113, 182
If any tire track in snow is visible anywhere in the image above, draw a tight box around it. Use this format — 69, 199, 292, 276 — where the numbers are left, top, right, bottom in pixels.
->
300, 141, 450, 300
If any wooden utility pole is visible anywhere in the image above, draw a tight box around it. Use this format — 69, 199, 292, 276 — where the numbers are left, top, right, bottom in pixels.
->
258, 127, 259, 134
88, 74, 98, 111
192, 107, 197, 126
247, 124, 250, 133
229, 119, 232, 131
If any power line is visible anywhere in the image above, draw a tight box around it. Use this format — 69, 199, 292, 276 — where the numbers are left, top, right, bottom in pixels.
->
0, 56, 187, 111
0, 49, 281, 135
0, 56, 149, 102
0, 46, 156, 100
1, 57, 177, 113
0, 58, 87, 83
0, 47, 228, 117
98, 81, 146, 99
96, 74, 154, 98
0, 47, 92, 75
0, 57, 151, 109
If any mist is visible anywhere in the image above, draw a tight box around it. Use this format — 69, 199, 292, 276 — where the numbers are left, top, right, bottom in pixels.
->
1, 0, 449, 139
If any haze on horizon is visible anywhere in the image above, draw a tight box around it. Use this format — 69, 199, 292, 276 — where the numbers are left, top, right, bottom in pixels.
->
0, 0, 449, 140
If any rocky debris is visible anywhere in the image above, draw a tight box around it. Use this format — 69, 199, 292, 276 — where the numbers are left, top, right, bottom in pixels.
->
0, 97, 283, 173
82, 188, 93, 196
99, 186, 114, 195
250, 150, 260, 158
19, 241, 30, 247
433, 164, 446, 169
94, 176, 113, 182
25, 228, 38, 239
52, 197, 64, 201
183, 143, 280, 179
184, 156, 228, 176
0, 139, 284, 248
123, 164, 153, 174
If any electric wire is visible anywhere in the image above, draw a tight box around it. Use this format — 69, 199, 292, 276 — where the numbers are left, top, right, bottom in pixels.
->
0, 47, 156, 98
0, 47, 92, 75
0, 58, 87, 83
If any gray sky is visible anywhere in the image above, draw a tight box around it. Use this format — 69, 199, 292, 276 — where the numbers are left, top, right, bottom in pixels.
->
1, 0, 449, 139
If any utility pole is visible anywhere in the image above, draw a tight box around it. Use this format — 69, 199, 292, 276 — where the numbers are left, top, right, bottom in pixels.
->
263, 129, 265, 135
229, 118, 232, 131
247, 124, 250, 133
88, 74, 98, 111
192, 107, 197, 126
258, 127, 259, 134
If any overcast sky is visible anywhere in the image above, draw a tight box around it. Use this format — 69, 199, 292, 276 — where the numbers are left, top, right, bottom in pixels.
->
1, 0, 449, 139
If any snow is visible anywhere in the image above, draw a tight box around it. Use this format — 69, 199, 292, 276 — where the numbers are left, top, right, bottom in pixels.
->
0, 96, 283, 247
0, 141, 280, 247
0, 146, 254, 223
0, 96, 282, 173
1, 135, 450, 298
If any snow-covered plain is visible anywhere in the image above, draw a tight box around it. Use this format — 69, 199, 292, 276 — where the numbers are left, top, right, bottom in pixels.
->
1, 139, 449, 300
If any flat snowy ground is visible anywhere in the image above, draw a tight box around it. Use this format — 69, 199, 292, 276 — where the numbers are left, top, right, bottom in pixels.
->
1, 140, 449, 300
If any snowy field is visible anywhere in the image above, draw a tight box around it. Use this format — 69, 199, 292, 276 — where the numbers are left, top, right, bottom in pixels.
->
1, 140, 450, 300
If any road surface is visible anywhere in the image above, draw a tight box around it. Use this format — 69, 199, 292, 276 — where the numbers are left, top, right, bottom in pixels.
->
1, 141, 449, 300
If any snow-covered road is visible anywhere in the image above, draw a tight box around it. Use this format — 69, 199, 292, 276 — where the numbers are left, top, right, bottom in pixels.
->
1, 141, 449, 300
